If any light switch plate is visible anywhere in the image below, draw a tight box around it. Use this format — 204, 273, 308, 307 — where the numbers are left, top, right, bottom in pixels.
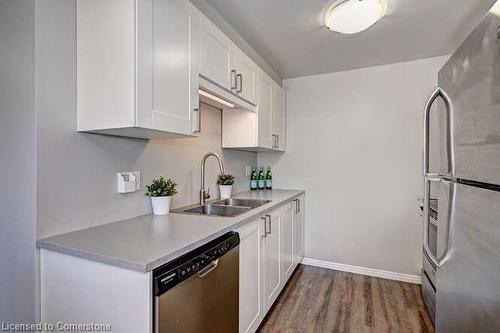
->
245, 166, 252, 176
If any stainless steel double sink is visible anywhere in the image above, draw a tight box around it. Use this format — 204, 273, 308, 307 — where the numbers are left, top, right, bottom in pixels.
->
173, 198, 271, 217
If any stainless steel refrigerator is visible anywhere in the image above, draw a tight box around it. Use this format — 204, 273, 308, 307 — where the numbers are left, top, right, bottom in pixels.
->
422, 2, 500, 332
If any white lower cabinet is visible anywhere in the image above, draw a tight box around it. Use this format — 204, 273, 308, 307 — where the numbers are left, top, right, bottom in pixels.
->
262, 210, 282, 311
238, 219, 263, 333
238, 195, 305, 333
40, 250, 152, 333
280, 202, 294, 282
293, 195, 305, 264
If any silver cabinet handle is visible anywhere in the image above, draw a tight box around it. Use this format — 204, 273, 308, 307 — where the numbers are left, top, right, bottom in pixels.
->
236, 73, 242, 93
295, 199, 300, 213
276, 134, 280, 149
265, 214, 271, 235
192, 108, 200, 134
423, 179, 455, 268
261, 216, 268, 237
198, 259, 219, 278
423, 87, 454, 178
230, 70, 237, 91
271, 134, 278, 148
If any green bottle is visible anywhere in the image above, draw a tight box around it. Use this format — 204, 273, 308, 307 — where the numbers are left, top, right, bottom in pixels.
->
257, 168, 265, 190
250, 169, 258, 190
265, 167, 272, 190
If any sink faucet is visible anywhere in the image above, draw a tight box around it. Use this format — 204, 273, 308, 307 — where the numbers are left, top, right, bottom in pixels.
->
200, 152, 225, 205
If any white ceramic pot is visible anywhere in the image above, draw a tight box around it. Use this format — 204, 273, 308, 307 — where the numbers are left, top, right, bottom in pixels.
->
151, 196, 172, 215
219, 185, 233, 199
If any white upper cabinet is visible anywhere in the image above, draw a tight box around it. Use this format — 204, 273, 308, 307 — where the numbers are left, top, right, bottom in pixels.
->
199, 14, 232, 90
199, 12, 258, 107
222, 69, 286, 152
77, 0, 281, 143
231, 47, 258, 104
150, 0, 199, 135
257, 72, 274, 149
77, 0, 200, 139
272, 82, 286, 151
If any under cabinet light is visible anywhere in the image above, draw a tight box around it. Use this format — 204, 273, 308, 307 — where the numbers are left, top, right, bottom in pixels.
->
199, 89, 235, 108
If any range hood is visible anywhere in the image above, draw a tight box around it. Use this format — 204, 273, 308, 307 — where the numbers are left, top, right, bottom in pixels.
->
199, 75, 257, 112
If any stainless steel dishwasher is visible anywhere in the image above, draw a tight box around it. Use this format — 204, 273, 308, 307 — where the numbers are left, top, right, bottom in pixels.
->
153, 232, 240, 333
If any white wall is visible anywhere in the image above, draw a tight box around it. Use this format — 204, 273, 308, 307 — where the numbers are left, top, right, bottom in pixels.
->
258, 56, 449, 276
35, 0, 256, 239
0, 0, 37, 323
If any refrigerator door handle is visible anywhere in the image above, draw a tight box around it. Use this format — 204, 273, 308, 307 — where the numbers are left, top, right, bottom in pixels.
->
423, 178, 456, 268
423, 87, 454, 178
423, 179, 439, 266
439, 179, 456, 266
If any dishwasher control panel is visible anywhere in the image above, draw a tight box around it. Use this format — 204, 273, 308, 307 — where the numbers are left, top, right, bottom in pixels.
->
153, 232, 240, 296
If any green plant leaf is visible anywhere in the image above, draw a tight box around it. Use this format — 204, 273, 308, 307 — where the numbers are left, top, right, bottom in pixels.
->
216, 173, 235, 186
145, 176, 178, 197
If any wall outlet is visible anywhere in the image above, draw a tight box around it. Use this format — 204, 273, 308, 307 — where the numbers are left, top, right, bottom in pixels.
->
245, 166, 252, 176
117, 171, 141, 193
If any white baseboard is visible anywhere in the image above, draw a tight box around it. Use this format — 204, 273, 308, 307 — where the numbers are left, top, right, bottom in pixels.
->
301, 257, 421, 284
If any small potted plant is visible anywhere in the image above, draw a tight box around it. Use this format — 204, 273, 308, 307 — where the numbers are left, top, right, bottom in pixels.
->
145, 177, 177, 215
217, 173, 235, 199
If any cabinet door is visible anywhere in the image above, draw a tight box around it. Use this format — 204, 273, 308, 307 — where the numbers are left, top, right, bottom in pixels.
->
232, 48, 258, 104
189, 4, 201, 135
281, 202, 294, 282
293, 196, 305, 264
257, 72, 273, 149
77, 0, 136, 131
199, 15, 231, 89
263, 211, 281, 311
239, 219, 263, 333
150, 0, 193, 134
272, 84, 285, 151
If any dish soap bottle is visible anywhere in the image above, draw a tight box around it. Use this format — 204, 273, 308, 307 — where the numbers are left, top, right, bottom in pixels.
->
257, 168, 265, 190
265, 167, 272, 190
250, 168, 258, 190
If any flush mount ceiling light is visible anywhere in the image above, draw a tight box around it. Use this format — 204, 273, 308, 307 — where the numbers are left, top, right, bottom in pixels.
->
325, 0, 387, 34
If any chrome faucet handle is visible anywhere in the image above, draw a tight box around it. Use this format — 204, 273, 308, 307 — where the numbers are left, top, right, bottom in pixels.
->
204, 187, 211, 199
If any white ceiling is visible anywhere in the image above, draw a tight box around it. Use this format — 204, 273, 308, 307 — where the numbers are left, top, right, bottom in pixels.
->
205, 0, 496, 79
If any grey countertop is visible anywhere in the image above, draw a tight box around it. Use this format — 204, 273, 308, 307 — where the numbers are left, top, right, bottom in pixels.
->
37, 189, 304, 272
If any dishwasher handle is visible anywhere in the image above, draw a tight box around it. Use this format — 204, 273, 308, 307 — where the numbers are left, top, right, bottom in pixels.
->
198, 259, 219, 278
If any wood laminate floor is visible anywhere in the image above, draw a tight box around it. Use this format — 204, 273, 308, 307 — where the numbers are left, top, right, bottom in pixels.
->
258, 265, 434, 333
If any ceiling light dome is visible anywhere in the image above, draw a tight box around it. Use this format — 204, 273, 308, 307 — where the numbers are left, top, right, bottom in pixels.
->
325, 0, 387, 34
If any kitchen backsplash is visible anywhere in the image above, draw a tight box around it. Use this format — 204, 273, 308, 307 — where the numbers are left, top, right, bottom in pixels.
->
37, 103, 256, 238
